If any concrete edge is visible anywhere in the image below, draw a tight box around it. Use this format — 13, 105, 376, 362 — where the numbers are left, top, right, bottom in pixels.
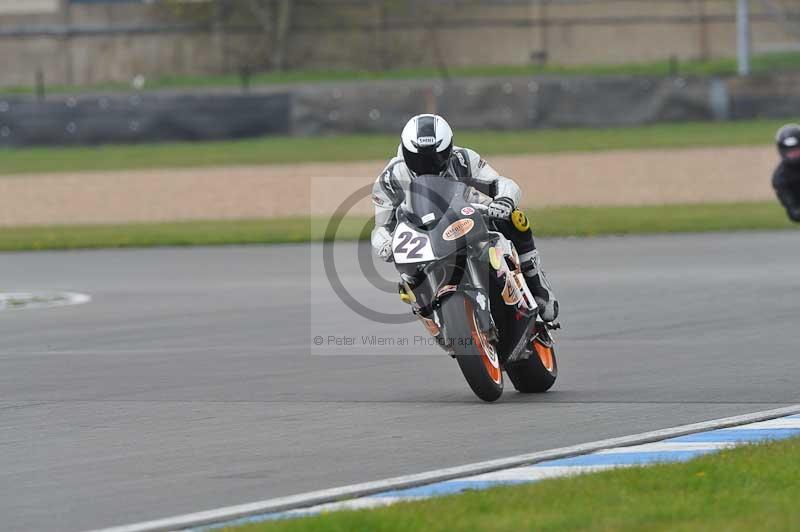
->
89, 404, 800, 532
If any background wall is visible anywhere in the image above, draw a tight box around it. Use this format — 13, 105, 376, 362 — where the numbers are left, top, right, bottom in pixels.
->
1, 0, 799, 88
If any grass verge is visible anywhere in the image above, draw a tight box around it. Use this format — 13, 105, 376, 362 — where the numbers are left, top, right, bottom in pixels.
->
2, 52, 799, 95
230, 436, 800, 532
0, 120, 787, 176
0, 202, 793, 252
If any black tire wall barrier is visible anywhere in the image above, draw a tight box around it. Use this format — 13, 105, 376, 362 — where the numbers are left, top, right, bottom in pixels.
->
1, 73, 797, 147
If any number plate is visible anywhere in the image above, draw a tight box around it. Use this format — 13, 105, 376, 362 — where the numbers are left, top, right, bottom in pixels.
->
392, 222, 435, 264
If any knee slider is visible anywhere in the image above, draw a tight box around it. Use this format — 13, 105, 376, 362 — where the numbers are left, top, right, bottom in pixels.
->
511, 209, 531, 232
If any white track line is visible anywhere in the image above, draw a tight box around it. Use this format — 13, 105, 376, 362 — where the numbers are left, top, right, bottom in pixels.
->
453, 464, 621, 483
0, 291, 90, 311
278, 496, 419, 516
720, 418, 800, 430
88, 404, 800, 532
594, 441, 736, 454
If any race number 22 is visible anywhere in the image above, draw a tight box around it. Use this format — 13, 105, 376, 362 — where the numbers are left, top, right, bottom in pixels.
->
394, 232, 429, 259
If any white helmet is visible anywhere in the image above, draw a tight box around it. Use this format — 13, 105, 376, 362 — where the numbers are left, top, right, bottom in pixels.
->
400, 114, 453, 176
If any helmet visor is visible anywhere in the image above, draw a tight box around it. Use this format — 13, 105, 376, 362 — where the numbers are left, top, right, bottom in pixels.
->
785, 148, 800, 161
402, 143, 452, 176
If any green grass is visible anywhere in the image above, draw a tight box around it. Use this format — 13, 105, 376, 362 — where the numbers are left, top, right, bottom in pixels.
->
229, 436, 800, 532
0, 119, 789, 176
3, 52, 800, 95
0, 202, 793, 252
529, 202, 797, 236
0, 217, 368, 251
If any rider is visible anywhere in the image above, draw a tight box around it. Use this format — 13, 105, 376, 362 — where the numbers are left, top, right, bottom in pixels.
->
371, 114, 559, 322
773, 123, 800, 222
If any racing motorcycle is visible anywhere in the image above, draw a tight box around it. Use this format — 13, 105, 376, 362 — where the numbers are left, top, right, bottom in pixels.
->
393, 174, 559, 402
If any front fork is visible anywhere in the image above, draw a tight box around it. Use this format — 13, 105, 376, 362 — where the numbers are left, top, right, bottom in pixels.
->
503, 318, 560, 365
534, 319, 560, 348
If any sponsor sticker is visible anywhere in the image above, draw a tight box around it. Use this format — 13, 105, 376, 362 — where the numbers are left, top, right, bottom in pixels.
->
372, 194, 386, 206
416, 136, 437, 146
461, 206, 475, 216
501, 277, 522, 306
442, 218, 475, 241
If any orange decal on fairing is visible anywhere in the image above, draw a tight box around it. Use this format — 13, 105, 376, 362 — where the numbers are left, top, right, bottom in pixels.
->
443, 219, 475, 241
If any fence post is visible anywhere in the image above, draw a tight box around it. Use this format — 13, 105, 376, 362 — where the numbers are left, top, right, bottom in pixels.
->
538, 0, 550, 66
696, 0, 710, 61
737, 0, 751, 76
669, 55, 679, 77
60, 0, 75, 85
36, 69, 46, 102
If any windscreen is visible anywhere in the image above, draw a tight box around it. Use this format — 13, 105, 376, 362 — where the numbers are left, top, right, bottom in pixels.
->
404, 175, 468, 227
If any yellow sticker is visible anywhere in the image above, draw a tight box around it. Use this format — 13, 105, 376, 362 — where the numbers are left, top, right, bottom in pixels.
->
511, 210, 530, 232
399, 282, 416, 304
488, 247, 502, 270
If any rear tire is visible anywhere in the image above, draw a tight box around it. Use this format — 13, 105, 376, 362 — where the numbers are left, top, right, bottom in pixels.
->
505, 337, 557, 393
441, 295, 503, 402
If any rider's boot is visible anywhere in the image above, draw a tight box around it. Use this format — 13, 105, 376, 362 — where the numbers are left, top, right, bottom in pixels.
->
398, 273, 423, 306
519, 249, 559, 322
398, 282, 413, 305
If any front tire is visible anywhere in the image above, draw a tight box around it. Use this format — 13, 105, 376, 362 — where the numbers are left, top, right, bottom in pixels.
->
505, 336, 558, 393
441, 295, 503, 402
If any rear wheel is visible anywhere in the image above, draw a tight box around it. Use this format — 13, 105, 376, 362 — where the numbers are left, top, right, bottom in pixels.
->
441, 295, 503, 402
505, 336, 558, 393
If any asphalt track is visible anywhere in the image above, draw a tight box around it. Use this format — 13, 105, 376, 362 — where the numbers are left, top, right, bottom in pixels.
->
3, 231, 800, 532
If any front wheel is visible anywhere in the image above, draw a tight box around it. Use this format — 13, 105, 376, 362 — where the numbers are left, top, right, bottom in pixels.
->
505, 335, 558, 393
441, 294, 503, 402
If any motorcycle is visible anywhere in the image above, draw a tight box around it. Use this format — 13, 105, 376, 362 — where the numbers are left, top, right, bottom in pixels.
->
392, 174, 559, 402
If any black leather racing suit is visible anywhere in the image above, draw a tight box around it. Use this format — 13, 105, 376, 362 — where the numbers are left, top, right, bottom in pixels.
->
773, 161, 800, 222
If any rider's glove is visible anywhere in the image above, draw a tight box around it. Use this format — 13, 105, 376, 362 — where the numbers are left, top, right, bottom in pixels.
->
377, 239, 394, 262
372, 226, 394, 262
487, 197, 515, 221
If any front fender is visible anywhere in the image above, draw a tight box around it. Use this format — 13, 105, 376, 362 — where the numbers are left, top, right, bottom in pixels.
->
437, 288, 494, 334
